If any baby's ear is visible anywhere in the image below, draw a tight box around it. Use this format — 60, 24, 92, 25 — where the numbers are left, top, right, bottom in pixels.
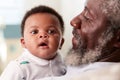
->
114, 30, 120, 48
59, 38, 64, 49
20, 37, 26, 48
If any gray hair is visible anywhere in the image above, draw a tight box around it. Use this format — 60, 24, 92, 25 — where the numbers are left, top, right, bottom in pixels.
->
100, 0, 120, 30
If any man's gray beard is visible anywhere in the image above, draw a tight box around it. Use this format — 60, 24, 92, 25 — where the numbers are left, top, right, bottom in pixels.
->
65, 27, 113, 66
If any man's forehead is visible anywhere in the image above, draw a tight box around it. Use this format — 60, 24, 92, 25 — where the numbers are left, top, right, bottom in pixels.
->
86, 0, 102, 5
85, 0, 102, 12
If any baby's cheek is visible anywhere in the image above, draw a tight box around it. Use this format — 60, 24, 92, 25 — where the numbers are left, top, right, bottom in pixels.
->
54, 34, 61, 40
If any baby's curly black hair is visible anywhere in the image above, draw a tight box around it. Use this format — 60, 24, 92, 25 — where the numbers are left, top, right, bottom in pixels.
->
21, 5, 64, 37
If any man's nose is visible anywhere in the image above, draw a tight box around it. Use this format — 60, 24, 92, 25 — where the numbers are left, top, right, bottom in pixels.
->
70, 15, 81, 29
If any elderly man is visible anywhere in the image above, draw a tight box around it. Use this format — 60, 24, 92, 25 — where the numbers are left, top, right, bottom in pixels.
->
39, 0, 120, 80
66, 0, 120, 66
64, 0, 120, 79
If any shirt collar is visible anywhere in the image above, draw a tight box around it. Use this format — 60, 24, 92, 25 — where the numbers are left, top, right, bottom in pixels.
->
23, 49, 61, 66
24, 49, 49, 65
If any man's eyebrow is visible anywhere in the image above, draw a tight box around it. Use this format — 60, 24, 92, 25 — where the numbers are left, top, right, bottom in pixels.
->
84, 6, 90, 15
85, 6, 87, 9
85, 6, 89, 12
84, 6, 95, 20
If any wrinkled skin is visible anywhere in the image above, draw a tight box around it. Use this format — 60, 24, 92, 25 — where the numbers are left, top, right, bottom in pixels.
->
66, 0, 120, 66
71, 0, 109, 50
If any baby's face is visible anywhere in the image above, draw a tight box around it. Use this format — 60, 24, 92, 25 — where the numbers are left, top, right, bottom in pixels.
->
21, 13, 64, 60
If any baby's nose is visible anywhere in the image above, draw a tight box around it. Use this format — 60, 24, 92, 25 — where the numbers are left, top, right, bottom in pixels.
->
39, 33, 49, 38
39, 35, 48, 38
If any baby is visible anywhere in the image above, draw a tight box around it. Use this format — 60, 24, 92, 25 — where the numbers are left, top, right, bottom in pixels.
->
0, 5, 66, 80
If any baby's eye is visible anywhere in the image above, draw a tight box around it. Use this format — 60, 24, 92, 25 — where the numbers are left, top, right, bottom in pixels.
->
31, 30, 38, 34
48, 29, 56, 34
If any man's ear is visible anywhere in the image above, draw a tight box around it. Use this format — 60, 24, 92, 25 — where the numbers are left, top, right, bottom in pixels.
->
114, 30, 120, 48
59, 38, 64, 49
20, 37, 26, 48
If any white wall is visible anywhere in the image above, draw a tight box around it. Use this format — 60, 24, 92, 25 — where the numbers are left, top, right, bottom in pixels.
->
23, 0, 61, 15
61, 0, 86, 57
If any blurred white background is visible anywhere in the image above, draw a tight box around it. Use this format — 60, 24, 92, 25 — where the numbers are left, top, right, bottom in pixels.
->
0, 0, 85, 74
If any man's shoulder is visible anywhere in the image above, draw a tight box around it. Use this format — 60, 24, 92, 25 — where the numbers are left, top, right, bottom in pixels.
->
70, 62, 120, 80
35, 63, 120, 80
66, 62, 118, 74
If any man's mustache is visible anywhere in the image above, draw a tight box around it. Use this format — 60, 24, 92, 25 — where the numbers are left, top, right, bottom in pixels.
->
72, 28, 80, 39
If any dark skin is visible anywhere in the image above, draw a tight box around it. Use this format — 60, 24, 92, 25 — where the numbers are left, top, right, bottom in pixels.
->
70, 0, 120, 62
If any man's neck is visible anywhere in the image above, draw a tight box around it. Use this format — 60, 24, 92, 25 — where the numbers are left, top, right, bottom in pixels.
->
99, 48, 120, 62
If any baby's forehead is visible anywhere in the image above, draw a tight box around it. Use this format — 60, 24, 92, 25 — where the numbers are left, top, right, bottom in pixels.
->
27, 13, 64, 34
27, 23, 62, 31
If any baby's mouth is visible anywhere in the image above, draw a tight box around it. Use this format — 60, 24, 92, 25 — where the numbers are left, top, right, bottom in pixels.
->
38, 42, 49, 49
40, 42, 47, 46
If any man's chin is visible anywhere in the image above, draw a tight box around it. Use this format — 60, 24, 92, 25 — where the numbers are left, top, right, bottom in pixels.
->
65, 47, 102, 66
65, 48, 82, 66
72, 37, 79, 49
72, 46, 77, 50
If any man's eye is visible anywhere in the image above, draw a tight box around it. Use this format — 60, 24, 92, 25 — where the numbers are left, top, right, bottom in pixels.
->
84, 16, 89, 20
31, 30, 38, 34
84, 10, 91, 20
48, 29, 56, 34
